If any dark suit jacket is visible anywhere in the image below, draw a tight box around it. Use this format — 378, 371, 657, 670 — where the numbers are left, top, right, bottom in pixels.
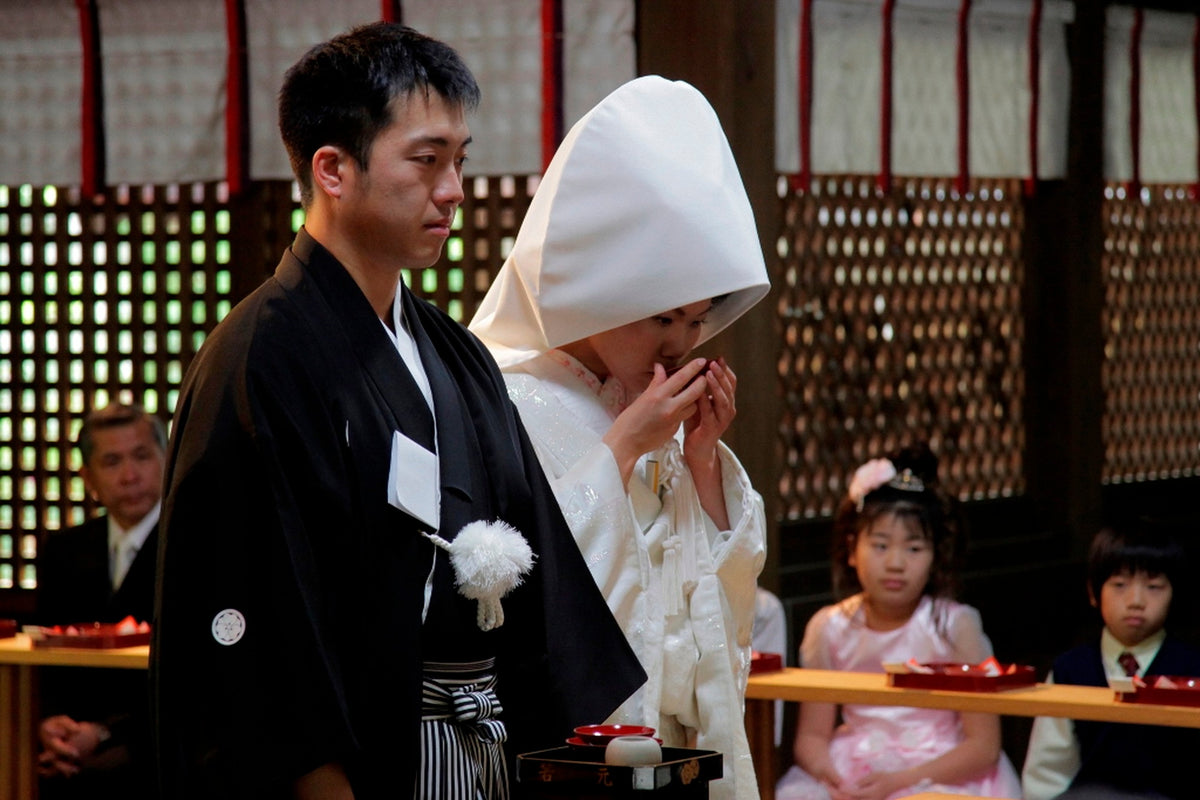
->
37, 515, 158, 628
36, 515, 158, 800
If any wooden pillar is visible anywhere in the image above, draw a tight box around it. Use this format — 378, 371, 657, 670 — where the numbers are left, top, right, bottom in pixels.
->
636, 1, 784, 588
1023, 5, 1107, 559
226, 181, 298, 304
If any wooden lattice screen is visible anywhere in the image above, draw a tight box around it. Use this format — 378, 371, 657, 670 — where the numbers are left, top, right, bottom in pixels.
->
9, 170, 1200, 602
1101, 182, 1200, 483
0, 174, 536, 610
775, 176, 1027, 520
0, 181, 236, 597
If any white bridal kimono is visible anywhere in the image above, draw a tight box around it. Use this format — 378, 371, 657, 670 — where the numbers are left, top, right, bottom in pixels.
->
470, 75, 772, 800
506, 351, 766, 800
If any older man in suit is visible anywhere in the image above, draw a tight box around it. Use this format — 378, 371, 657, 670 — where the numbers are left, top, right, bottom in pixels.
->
35, 402, 165, 799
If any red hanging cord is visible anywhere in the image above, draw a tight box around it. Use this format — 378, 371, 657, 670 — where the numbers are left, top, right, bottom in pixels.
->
1024, 0, 1042, 197
224, 0, 248, 196
75, 0, 103, 198
1191, 14, 1199, 201
1129, 8, 1143, 197
540, 0, 563, 173
879, 0, 895, 194
381, 0, 401, 23
955, 0, 972, 196
793, 0, 814, 194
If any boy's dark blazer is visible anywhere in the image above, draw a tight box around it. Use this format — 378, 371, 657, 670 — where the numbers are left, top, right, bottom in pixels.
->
1054, 635, 1200, 799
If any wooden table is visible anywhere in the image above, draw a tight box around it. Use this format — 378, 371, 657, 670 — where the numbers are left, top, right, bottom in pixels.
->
744, 668, 1200, 800
0, 634, 149, 800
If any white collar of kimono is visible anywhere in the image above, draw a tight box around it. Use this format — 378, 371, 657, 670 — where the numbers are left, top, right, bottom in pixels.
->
469, 75, 770, 368
383, 287, 433, 411
545, 348, 628, 418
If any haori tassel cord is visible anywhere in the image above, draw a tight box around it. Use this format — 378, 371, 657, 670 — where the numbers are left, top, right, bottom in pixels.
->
424, 520, 535, 631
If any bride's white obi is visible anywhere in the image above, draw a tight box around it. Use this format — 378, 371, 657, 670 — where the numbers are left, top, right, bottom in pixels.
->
502, 352, 766, 800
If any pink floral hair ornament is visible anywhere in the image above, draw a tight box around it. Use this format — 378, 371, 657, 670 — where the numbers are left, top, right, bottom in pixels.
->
848, 458, 897, 511
847, 458, 930, 511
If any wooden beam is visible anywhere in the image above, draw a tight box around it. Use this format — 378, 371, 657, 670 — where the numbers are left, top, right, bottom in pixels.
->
636, 1, 784, 589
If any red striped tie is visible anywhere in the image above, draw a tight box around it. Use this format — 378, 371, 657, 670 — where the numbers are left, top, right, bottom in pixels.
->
1118, 651, 1140, 677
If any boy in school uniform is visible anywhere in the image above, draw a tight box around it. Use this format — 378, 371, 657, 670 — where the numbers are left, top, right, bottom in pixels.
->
1022, 522, 1200, 800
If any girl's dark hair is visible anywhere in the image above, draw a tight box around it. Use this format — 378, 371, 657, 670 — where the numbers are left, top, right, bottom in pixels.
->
1087, 520, 1187, 602
279, 22, 481, 207
830, 442, 965, 606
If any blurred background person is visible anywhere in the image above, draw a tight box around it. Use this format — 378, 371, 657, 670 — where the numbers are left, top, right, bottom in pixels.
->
35, 402, 165, 800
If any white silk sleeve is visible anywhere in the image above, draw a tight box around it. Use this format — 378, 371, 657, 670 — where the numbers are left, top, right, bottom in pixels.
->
524, 432, 647, 630
710, 442, 767, 652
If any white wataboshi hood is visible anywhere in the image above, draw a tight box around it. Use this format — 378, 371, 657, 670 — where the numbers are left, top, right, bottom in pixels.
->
469, 75, 770, 368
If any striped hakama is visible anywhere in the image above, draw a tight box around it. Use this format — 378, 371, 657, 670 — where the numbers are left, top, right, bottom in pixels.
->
419, 659, 509, 799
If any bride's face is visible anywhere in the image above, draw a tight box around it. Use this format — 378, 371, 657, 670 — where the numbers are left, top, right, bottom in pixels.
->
571, 300, 714, 394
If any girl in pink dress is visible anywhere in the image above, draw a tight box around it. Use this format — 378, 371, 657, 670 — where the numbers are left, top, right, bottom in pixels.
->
776, 445, 1021, 800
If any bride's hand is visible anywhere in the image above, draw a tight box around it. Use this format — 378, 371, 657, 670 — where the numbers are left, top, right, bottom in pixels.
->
683, 357, 736, 460
601, 359, 708, 485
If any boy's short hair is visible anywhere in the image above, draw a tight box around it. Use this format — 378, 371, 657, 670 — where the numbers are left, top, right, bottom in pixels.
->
278, 22, 481, 208
1087, 520, 1187, 600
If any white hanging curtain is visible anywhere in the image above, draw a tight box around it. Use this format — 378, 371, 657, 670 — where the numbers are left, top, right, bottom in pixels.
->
776, 0, 1072, 184
403, 0, 634, 176
1104, 6, 1199, 185
970, 1, 1070, 179
0, 0, 634, 188
246, 0, 381, 182
99, 0, 228, 185
404, 1, 545, 177
0, 0, 84, 186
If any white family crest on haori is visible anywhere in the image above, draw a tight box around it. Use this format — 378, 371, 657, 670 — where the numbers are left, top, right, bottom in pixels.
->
423, 521, 535, 631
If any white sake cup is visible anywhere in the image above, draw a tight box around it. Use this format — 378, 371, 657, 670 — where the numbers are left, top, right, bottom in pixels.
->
604, 735, 662, 766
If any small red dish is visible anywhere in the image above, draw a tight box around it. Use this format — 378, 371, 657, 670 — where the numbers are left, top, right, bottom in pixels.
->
1116, 675, 1200, 707
572, 724, 656, 744
566, 736, 609, 748
751, 651, 783, 674
32, 619, 151, 650
888, 662, 1037, 692
666, 359, 712, 390
0, 619, 16, 639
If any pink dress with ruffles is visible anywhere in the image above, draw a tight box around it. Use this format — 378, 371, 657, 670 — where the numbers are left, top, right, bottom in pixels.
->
775, 594, 1021, 800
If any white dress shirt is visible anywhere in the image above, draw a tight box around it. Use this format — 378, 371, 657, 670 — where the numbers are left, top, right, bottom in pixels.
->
109, 501, 161, 591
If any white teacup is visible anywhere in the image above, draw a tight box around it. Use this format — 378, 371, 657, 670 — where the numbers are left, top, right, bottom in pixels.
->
604, 735, 662, 766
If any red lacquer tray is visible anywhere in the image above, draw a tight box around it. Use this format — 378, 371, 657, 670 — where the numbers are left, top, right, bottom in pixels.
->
32, 620, 151, 649
1115, 675, 1200, 707
750, 651, 784, 674
887, 662, 1038, 692
0, 619, 16, 639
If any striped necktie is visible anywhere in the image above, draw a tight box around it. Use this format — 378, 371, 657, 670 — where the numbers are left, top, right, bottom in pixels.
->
1117, 651, 1140, 677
